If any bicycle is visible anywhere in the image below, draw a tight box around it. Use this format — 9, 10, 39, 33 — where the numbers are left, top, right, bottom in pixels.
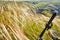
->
49, 30, 60, 40
37, 6, 60, 40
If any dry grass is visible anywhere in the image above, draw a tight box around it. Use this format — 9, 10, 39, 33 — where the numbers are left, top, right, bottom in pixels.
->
0, 2, 60, 40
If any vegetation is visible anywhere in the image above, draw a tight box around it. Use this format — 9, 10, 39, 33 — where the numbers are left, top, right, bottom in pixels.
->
0, 1, 60, 40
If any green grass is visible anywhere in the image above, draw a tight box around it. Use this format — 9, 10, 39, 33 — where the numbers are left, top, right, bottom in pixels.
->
0, 2, 60, 40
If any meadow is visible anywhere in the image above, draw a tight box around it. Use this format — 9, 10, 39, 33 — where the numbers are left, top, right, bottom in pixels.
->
0, 1, 60, 40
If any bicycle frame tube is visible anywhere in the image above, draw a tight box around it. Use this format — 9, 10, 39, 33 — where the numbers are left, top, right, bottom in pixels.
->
38, 13, 57, 40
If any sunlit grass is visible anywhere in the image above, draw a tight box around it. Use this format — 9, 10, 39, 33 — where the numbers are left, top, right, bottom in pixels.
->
0, 2, 60, 40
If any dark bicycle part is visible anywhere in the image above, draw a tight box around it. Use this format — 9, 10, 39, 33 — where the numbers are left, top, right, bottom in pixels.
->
38, 23, 52, 40
37, 4, 59, 40
49, 30, 60, 40
38, 12, 57, 40
46, 23, 53, 30
53, 37, 59, 40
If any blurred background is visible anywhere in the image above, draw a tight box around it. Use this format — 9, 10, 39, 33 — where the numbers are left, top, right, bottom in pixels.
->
0, 0, 60, 40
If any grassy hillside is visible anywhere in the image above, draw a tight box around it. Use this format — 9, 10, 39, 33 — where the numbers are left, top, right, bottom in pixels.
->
0, 1, 60, 40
